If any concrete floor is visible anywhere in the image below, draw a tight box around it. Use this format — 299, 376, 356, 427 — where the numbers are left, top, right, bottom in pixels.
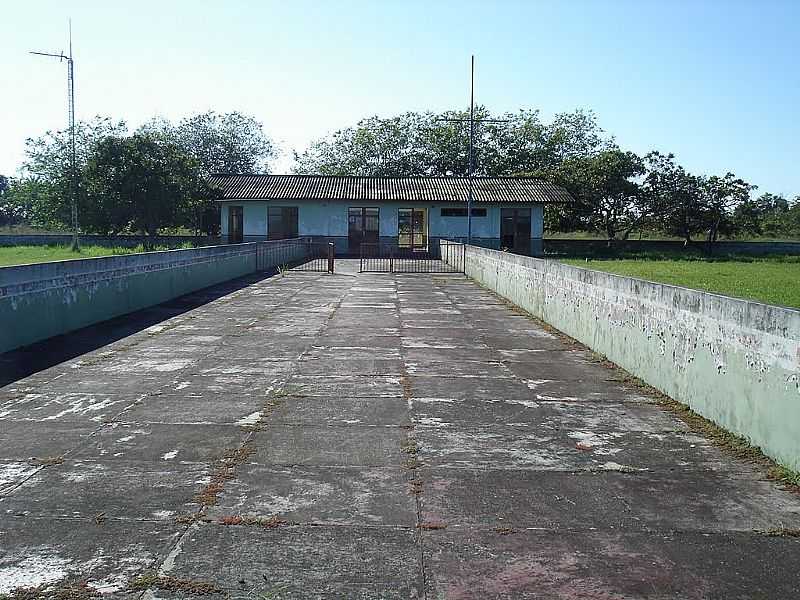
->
1, 260, 800, 598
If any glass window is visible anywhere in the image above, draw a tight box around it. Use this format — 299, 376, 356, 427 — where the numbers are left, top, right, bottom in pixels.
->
441, 208, 487, 217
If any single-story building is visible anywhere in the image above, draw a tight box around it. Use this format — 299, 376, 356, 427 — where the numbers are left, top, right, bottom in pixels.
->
210, 174, 574, 255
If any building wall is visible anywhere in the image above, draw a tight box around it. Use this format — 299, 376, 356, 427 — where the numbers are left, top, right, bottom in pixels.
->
443, 242, 800, 471
219, 199, 545, 253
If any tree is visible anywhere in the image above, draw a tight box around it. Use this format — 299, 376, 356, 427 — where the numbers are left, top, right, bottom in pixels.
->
293, 108, 610, 178
83, 133, 212, 244
139, 111, 274, 176
642, 152, 705, 245
698, 173, 755, 244
552, 149, 652, 241
20, 116, 128, 229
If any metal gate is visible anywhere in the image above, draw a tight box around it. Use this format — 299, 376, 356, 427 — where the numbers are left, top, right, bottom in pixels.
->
256, 239, 334, 273
359, 241, 465, 273
293, 242, 335, 273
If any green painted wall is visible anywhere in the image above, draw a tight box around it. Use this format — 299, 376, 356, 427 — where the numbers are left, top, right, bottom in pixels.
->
447, 242, 800, 471
1, 244, 271, 354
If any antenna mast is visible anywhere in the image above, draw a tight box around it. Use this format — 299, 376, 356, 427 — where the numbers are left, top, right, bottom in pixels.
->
438, 55, 507, 245
31, 20, 79, 251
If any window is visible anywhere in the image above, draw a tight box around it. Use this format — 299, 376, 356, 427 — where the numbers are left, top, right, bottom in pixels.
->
268, 206, 298, 240
441, 208, 487, 217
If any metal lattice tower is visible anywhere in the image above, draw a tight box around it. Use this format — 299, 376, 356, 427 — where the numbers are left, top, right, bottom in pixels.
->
31, 20, 79, 251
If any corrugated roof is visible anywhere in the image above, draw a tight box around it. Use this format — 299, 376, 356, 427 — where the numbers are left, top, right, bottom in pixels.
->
209, 174, 574, 204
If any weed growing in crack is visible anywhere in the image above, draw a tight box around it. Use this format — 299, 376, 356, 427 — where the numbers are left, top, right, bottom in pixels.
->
29, 455, 64, 466
128, 572, 222, 595
495, 526, 517, 535
175, 512, 210, 525
217, 515, 288, 528
760, 528, 800, 537
2, 580, 100, 600
418, 521, 447, 530
195, 442, 256, 506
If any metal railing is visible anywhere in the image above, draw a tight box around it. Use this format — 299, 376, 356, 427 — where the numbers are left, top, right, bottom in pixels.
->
359, 240, 465, 273
292, 242, 335, 273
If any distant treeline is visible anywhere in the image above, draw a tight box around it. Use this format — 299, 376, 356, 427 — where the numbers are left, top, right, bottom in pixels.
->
1, 107, 797, 243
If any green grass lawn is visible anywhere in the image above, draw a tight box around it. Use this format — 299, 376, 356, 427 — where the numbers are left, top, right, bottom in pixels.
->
0, 244, 193, 267
562, 256, 800, 309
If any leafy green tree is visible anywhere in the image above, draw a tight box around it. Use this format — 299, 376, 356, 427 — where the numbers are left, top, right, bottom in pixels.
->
552, 149, 653, 241
20, 116, 129, 229
699, 173, 755, 244
138, 111, 274, 176
642, 152, 705, 245
0, 175, 27, 227
293, 108, 609, 177
83, 133, 212, 245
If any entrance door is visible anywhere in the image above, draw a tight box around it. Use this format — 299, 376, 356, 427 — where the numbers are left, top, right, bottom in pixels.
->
228, 205, 243, 243
348, 207, 379, 251
398, 208, 427, 250
501, 208, 531, 254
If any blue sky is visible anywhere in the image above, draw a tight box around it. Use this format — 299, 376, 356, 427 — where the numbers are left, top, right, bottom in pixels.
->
2, 0, 798, 196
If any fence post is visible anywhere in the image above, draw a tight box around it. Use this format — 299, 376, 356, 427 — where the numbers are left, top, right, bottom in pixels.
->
327, 242, 335, 273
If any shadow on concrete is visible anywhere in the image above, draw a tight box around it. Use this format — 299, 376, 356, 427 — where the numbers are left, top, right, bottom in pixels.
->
0, 271, 276, 388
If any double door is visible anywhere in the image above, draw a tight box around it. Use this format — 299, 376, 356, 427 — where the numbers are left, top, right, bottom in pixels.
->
348, 207, 379, 251
398, 208, 427, 250
501, 208, 531, 254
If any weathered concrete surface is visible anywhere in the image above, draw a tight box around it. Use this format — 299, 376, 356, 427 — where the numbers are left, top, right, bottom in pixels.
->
1, 260, 800, 597
445, 241, 800, 471
0, 239, 310, 354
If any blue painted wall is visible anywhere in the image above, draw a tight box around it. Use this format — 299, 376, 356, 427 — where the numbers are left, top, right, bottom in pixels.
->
220, 199, 545, 249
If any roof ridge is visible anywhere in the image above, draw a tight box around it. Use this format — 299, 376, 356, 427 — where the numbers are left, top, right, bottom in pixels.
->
209, 173, 546, 181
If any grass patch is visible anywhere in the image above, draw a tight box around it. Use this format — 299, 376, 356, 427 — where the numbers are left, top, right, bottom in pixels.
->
562, 256, 800, 308
0, 243, 195, 267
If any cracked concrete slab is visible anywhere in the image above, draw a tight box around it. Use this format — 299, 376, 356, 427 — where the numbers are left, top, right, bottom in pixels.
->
250, 425, 408, 467
423, 529, 800, 599
0, 420, 99, 461
270, 395, 411, 426
418, 468, 800, 531
2, 459, 206, 520
207, 465, 417, 526
1, 259, 799, 596
70, 422, 250, 464
155, 523, 424, 599
0, 516, 181, 595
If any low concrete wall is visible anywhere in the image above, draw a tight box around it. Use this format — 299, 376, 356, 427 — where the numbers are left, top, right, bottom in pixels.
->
544, 238, 800, 256
0, 240, 309, 354
0, 234, 221, 248
444, 242, 800, 470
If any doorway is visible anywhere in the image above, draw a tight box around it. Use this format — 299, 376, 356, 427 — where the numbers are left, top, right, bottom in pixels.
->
348, 207, 380, 252
500, 208, 531, 254
228, 206, 243, 243
398, 208, 427, 250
